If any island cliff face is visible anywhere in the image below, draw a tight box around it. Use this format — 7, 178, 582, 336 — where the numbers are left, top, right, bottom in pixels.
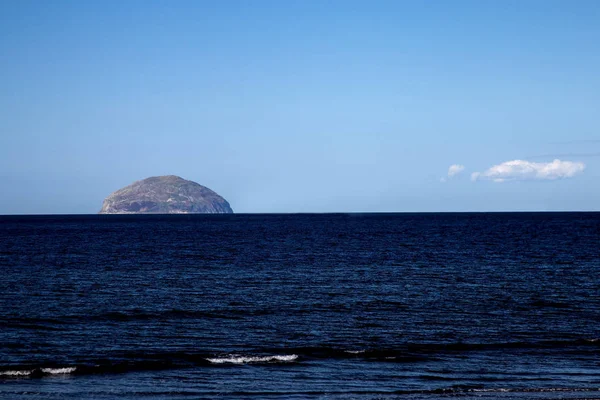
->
99, 176, 233, 214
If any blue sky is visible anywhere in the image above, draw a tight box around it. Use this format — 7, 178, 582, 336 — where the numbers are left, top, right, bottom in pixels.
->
1, 0, 599, 213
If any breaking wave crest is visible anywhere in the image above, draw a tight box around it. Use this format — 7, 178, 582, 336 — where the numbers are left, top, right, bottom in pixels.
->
41, 367, 77, 374
0, 370, 32, 376
206, 354, 298, 364
0, 367, 77, 377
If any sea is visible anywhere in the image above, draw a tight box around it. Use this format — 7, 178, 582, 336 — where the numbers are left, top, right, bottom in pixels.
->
1, 213, 599, 400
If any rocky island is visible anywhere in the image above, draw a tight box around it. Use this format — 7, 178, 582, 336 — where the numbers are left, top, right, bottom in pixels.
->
99, 175, 233, 214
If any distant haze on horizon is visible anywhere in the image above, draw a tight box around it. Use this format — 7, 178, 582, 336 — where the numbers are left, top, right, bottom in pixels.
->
1, 1, 599, 214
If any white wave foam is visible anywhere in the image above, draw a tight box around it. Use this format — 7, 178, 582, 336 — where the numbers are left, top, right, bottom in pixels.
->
0, 370, 32, 376
206, 354, 298, 364
345, 350, 365, 354
41, 367, 76, 374
0, 367, 76, 377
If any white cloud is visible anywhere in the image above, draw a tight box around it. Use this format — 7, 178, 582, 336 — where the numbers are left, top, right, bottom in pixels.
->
447, 164, 465, 177
471, 159, 585, 182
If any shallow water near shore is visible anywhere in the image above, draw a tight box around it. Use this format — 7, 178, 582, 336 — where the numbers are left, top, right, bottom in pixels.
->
1, 213, 599, 399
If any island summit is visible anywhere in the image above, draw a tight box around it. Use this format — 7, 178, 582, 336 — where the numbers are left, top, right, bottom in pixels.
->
99, 175, 233, 214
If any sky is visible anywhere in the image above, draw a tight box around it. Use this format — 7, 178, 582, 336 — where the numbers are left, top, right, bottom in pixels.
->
1, 0, 599, 213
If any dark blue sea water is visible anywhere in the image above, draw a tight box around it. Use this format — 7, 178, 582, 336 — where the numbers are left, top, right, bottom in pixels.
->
1, 213, 599, 399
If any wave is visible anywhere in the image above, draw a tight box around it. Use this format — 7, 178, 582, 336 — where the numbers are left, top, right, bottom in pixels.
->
2, 338, 597, 379
266, 338, 600, 360
0, 370, 33, 376
0, 367, 76, 377
0, 353, 298, 378
41, 367, 77, 374
206, 354, 298, 364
